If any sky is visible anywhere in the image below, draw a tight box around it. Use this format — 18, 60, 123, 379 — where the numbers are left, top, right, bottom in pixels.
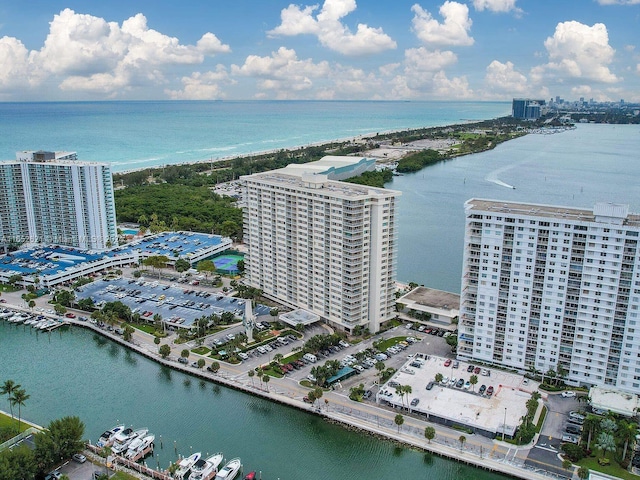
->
0, 0, 638, 102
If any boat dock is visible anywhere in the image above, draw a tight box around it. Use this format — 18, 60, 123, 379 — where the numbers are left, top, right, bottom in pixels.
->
87, 443, 171, 480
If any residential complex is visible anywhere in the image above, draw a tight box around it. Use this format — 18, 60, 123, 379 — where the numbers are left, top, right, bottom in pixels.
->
511, 98, 545, 120
0, 150, 117, 250
241, 157, 400, 334
459, 199, 640, 394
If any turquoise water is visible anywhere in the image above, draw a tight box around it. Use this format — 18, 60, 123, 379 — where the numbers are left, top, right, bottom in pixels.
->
0, 101, 509, 172
0, 323, 506, 479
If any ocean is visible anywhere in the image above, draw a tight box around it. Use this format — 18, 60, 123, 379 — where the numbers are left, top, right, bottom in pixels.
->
0, 100, 510, 171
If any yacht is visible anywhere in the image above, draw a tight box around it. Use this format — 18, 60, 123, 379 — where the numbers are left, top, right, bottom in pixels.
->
126, 433, 155, 459
214, 458, 241, 480
110, 427, 137, 454
97, 425, 125, 447
174, 452, 202, 479
189, 453, 223, 480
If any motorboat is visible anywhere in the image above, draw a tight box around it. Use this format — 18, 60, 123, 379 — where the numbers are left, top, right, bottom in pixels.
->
126, 433, 155, 459
111, 427, 141, 454
113, 427, 147, 455
174, 452, 202, 479
244, 472, 256, 480
214, 458, 241, 480
97, 425, 125, 447
189, 452, 223, 480
124, 430, 149, 457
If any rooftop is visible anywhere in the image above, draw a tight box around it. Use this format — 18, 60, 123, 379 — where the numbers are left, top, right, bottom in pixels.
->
399, 287, 460, 311
589, 386, 639, 417
465, 199, 640, 227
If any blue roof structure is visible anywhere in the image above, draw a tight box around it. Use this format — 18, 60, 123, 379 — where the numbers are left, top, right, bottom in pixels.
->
115, 231, 224, 258
0, 246, 115, 276
326, 366, 357, 386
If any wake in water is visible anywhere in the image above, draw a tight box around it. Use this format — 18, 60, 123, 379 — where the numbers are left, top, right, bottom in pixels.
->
485, 164, 518, 189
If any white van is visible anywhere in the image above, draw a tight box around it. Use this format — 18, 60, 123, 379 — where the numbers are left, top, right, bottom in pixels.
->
303, 353, 317, 363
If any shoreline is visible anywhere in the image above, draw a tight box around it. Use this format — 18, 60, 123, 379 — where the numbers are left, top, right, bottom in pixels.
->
2, 305, 551, 480
112, 117, 508, 176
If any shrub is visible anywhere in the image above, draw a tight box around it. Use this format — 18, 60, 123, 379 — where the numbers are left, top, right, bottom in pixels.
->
561, 443, 586, 462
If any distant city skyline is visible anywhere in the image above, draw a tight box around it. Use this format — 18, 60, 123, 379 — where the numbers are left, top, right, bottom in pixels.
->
0, 0, 638, 102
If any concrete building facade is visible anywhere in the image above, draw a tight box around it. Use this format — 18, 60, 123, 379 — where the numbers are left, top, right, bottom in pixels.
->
459, 199, 640, 394
512, 98, 545, 120
0, 150, 117, 250
242, 157, 400, 333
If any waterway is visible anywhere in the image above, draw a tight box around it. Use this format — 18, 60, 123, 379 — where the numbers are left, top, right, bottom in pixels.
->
0, 323, 506, 479
392, 123, 640, 291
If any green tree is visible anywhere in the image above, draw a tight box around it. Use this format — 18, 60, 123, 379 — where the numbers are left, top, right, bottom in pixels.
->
181, 349, 190, 360
175, 258, 191, 273
154, 337, 161, 345
446, 334, 458, 351
248, 370, 255, 386
435, 372, 443, 384
196, 259, 216, 278
53, 289, 75, 307
7, 274, 23, 287
0, 445, 37, 480
159, 344, 171, 358
0, 380, 20, 420
10, 388, 29, 431
54, 303, 67, 315
584, 413, 601, 448
595, 431, 616, 461
197, 359, 205, 369
424, 426, 436, 444
577, 467, 589, 480
375, 361, 386, 380
618, 420, 637, 461
263, 374, 270, 391
459, 435, 466, 451
469, 375, 478, 392
394, 414, 404, 433
562, 458, 572, 472
34, 416, 85, 470
28, 300, 35, 311
143, 255, 170, 278
123, 324, 135, 342
209, 361, 220, 374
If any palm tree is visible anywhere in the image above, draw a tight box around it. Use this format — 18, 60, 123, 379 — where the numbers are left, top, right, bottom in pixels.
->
403, 385, 413, 410
595, 431, 616, 462
263, 374, 270, 391
584, 414, 601, 449
424, 426, 436, 444
0, 380, 20, 420
375, 361, 386, 381
394, 414, 404, 433
618, 420, 637, 461
273, 353, 284, 365
458, 435, 466, 451
10, 387, 30, 431
577, 466, 589, 480
248, 370, 255, 386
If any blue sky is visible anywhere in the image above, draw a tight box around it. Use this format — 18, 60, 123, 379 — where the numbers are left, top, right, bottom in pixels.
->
0, 0, 638, 101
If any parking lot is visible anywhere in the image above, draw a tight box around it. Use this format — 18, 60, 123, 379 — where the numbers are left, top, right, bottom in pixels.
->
75, 277, 270, 328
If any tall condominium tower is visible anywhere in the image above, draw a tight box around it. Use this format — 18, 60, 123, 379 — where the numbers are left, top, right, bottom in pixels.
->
242, 157, 400, 334
459, 199, 640, 394
0, 150, 117, 250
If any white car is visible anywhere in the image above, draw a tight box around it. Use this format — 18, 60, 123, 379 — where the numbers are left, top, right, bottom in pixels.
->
561, 391, 577, 398
72, 453, 87, 463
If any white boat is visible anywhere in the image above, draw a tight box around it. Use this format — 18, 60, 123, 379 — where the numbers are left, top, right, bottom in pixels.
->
189, 453, 223, 480
110, 427, 137, 454
126, 433, 155, 459
214, 458, 241, 480
114, 427, 148, 454
97, 425, 125, 447
174, 452, 202, 479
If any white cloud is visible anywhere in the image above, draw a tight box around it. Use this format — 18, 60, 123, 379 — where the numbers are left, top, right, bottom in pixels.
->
268, 0, 396, 55
404, 47, 458, 72
484, 60, 528, 94
571, 85, 592, 96
532, 21, 618, 85
24, 9, 230, 96
165, 67, 232, 100
231, 47, 333, 98
596, 0, 640, 4
411, 2, 474, 47
472, 0, 520, 13
0, 36, 30, 91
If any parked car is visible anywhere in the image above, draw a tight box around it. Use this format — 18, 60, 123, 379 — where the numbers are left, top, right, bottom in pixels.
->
72, 453, 87, 463
569, 411, 585, 421
410, 398, 420, 407
473, 367, 481, 374
562, 434, 580, 444
561, 391, 577, 398
478, 384, 487, 394
426, 381, 435, 390
467, 365, 475, 373
565, 423, 582, 435
444, 359, 452, 367
363, 390, 372, 399
452, 361, 459, 369
455, 378, 464, 388
486, 385, 494, 396
178, 357, 188, 364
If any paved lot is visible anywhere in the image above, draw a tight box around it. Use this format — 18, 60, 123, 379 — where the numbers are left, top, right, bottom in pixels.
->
75, 277, 270, 328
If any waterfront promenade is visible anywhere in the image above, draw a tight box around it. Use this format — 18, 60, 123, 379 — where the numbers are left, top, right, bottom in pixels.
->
1, 295, 577, 480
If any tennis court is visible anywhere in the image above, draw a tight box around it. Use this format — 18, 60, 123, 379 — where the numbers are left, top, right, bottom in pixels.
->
213, 253, 244, 274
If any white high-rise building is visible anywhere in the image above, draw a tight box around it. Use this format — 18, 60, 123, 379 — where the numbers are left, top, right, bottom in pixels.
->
0, 150, 117, 250
459, 199, 640, 394
242, 157, 400, 333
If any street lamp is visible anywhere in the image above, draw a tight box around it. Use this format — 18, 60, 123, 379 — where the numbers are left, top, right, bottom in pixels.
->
502, 407, 507, 441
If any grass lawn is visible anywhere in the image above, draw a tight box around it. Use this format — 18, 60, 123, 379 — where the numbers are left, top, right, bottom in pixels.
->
375, 336, 407, 351
0, 411, 31, 435
111, 472, 139, 480
130, 323, 161, 335
577, 457, 636, 480
191, 346, 211, 355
